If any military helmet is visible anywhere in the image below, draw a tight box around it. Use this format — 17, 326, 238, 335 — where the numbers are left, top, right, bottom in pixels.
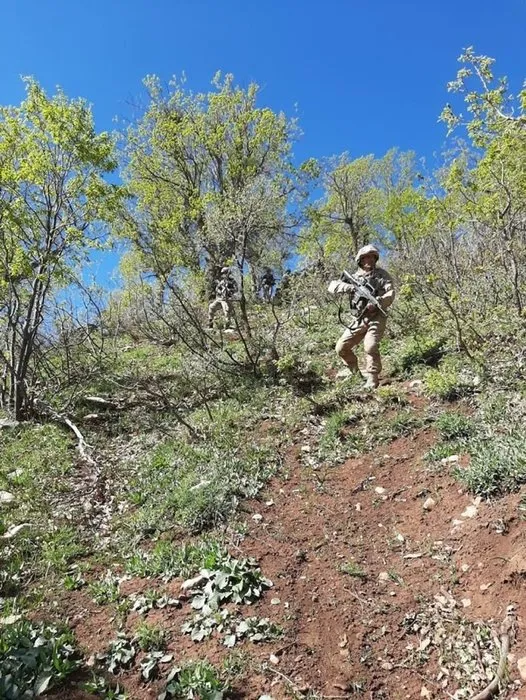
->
355, 244, 380, 264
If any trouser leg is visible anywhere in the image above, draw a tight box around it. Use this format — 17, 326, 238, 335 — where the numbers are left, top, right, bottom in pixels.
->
363, 316, 387, 386
335, 325, 367, 372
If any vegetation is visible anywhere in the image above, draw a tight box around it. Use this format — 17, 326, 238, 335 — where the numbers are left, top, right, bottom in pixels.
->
1, 46, 526, 698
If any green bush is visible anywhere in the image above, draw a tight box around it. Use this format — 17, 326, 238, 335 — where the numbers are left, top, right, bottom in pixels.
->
423, 356, 479, 401
0, 619, 79, 699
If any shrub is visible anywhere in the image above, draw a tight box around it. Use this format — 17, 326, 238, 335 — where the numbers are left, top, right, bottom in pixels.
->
159, 660, 226, 700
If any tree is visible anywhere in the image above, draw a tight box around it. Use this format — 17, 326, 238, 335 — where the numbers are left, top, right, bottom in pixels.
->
300, 149, 418, 269
0, 79, 119, 419
119, 72, 310, 287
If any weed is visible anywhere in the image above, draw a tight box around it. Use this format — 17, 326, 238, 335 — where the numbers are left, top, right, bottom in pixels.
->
392, 336, 445, 375
126, 538, 225, 580
84, 674, 129, 698
101, 632, 137, 674
42, 527, 85, 571
134, 622, 167, 651
89, 571, 121, 605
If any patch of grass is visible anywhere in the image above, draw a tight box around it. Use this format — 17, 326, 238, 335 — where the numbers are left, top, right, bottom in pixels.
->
455, 434, 526, 498
423, 356, 479, 401
424, 441, 464, 463
42, 527, 86, 572
392, 336, 445, 375
435, 412, 475, 441
0, 619, 79, 698
126, 538, 225, 580
340, 561, 367, 580
126, 435, 279, 535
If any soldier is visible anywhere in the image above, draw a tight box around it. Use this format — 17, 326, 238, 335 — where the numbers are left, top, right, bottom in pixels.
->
208, 267, 238, 329
328, 244, 395, 389
260, 267, 276, 303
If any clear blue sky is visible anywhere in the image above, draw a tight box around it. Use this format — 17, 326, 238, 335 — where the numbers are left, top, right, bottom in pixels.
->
3, 0, 525, 162
2, 0, 525, 278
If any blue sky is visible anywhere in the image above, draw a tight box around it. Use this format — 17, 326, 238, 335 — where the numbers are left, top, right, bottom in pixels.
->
2, 0, 525, 278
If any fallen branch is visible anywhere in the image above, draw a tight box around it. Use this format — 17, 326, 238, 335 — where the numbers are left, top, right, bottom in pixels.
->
35, 400, 97, 467
469, 605, 516, 700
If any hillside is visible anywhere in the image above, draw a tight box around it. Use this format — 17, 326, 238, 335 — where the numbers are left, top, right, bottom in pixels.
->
2, 312, 526, 700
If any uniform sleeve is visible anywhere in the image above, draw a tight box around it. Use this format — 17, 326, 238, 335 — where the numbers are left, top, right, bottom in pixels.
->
328, 280, 353, 295
378, 271, 395, 310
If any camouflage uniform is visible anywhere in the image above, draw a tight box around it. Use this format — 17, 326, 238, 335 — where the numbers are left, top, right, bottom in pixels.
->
260, 269, 275, 302
208, 269, 238, 328
329, 245, 395, 388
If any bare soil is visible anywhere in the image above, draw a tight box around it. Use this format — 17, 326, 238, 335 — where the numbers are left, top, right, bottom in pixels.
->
51, 386, 526, 700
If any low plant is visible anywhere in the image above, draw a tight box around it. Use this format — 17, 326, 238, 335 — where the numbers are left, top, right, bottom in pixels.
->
435, 412, 475, 441
159, 660, 227, 700
455, 434, 526, 497
126, 538, 225, 581
0, 619, 79, 698
89, 571, 121, 605
101, 633, 137, 674
340, 561, 367, 580
133, 622, 167, 651
84, 674, 129, 699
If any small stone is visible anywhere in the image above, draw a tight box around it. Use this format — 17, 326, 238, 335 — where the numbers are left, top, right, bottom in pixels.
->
269, 654, 279, 665
441, 455, 459, 465
517, 657, 526, 681
301, 445, 311, 453
461, 598, 471, 607
378, 571, 390, 582
252, 513, 263, 522
381, 662, 393, 670
0, 491, 14, 505
461, 564, 470, 572
461, 504, 478, 518
355, 503, 362, 511
423, 497, 436, 511
420, 686, 431, 699
480, 582, 493, 592
270, 598, 281, 605
374, 487, 387, 495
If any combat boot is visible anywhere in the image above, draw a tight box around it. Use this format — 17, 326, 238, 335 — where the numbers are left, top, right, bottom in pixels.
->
364, 374, 379, 390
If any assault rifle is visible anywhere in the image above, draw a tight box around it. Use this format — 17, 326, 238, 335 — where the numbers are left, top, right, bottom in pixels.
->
341, 270, 387, 317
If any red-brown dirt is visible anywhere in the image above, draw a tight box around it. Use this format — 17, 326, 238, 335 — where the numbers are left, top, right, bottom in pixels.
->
50, 389, 526, 700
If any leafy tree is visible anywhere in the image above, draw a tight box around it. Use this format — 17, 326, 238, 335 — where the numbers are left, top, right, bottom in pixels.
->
300, 149, 419, 269
120, 72, 310, 288
0, 79, 119, 419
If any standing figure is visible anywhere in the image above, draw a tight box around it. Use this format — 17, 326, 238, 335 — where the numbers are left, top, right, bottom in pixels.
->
260, 267, 276, 303
328, 245, 395, 389
208, 267, 238, 329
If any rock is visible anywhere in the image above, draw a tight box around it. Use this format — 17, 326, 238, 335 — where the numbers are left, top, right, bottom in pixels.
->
269, 654, 279, 665
461, 598, 471, 607
480, 582, 493, 591
0, 419, 19, 429
517, 657, 526, 681
423, 497, 436, 511
1, 523, 30, 539
420, 687, 431, 699
252, 513, 263, 522
270, 598, 281, 605
0, 491, 14, 505
461, 504, 478, 518
374, 487, 387, 495
381, 662, 393, 670
378, 571, 390, 582
441, 455, 459, 465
